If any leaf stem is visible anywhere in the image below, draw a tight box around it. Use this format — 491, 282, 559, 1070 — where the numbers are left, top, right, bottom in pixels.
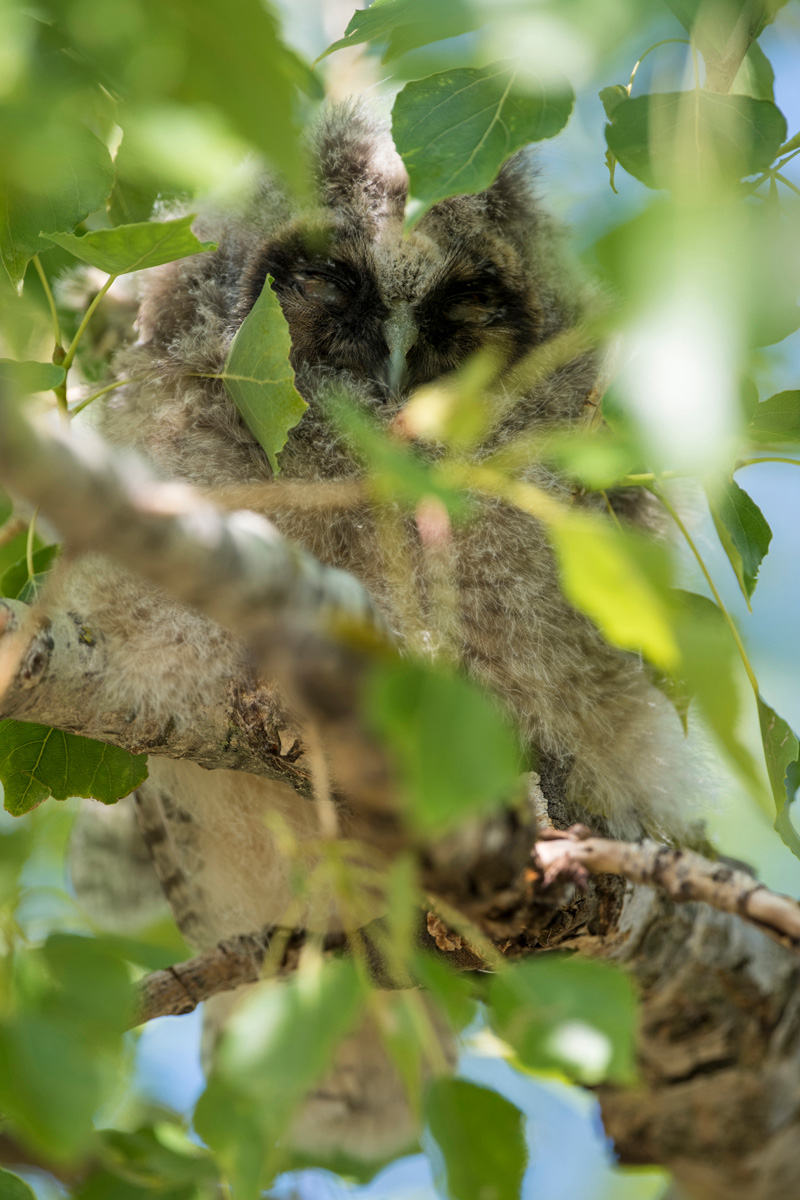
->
599, 489, 623, 530
652, 483, 759, 697
69, 378, 139, 417
628, 37, 690, 94
26, 507, 39, 581
736, 456, 800, 470
61, 274, 118, 373
777, 172, 800, 198
618, 469, 685, 486
32, 256, 62, 353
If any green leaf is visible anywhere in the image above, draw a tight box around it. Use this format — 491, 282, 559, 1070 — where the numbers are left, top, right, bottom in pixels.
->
670, 590, 764, 793
706, 478, 772, 606
0, 1169, 36, 1200
599, 84, 630, 119
0, 360, 65, 394
424, 1078, 526, 1200
0, 127, 114, 292
0, 939, 131, 1162
392, 63, 574, 211
1, 544, 60, 602
663, 0, 787, 45
331, 398, 470, 519
747, 390, 800, 442
733, 42, 775, 101
412, 951, 477, 1033
157, 0, 310, 191
365, 658, 521, 834
42, 217, 217, 276
195, 959, 365, 1193
605, 92, 787, 189
489, 955, 638, 1085
0, 721, 148, 816
550, 515, 679, 670
41, 934, 135, 1035
320, 0, 481, 62
97, 1126, 217, 1189
221, 277, 307, 476
757, 697, 800, 857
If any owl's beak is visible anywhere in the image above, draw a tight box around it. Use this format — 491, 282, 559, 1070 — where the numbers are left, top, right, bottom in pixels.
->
383, 302, 417, 396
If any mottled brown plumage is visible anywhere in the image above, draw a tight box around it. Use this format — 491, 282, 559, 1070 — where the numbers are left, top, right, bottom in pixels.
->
64, 101, 688, 1157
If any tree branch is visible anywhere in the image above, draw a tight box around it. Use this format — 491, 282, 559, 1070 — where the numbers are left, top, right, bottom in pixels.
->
0, 598, 315, 794
533, 829, 800, 949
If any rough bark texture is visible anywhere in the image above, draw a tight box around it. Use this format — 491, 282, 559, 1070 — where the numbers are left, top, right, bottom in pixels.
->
1, 398, 799, 1200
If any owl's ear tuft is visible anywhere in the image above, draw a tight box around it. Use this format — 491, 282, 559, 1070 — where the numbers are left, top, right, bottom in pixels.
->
311, 101, 408, 224
481, 149, 541, 237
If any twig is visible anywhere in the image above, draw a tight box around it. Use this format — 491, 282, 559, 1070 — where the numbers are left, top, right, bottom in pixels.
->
534, 831, 800, 949
132, 917, 487, 1026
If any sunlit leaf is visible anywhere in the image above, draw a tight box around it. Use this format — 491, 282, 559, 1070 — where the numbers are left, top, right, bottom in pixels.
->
488, 954, 637, 1084
605, 92, 787, 188
757, 697, 800, 857
550, 515, 678, 669
365, 658, 521, 833
0, 360, 65, 394
332, 398, 470, 518
424, 1078, 526, 1200
42, 216, 217, 275
320, 0, 481, 62
706, 478, 772, 606
0, 127, 114, 292
221, 276, 307, 476
0, 720, 148, 815
393, 62, 574, 211
747, 390, 800, 442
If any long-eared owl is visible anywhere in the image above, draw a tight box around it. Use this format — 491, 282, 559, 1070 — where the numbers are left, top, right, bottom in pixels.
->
64, 101, 685, 1158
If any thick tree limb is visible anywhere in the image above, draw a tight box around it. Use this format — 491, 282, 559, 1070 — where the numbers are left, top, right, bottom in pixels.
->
0, 400, 389, 646
0, 598, 315, 794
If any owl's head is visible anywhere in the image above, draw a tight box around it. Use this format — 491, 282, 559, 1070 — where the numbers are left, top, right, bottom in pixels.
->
236, 102, 574, 410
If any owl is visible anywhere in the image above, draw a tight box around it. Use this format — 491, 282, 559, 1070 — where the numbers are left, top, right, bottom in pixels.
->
64, 101, 685, 1159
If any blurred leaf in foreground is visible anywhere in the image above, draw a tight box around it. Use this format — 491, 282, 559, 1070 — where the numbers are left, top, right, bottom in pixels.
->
424, 1078, 527, 1200
0, 127, 114, 292
195, 958, 365, 1194
366, 657, 521, 834
489, 954, 638, 1085
605, 92, 786, 189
